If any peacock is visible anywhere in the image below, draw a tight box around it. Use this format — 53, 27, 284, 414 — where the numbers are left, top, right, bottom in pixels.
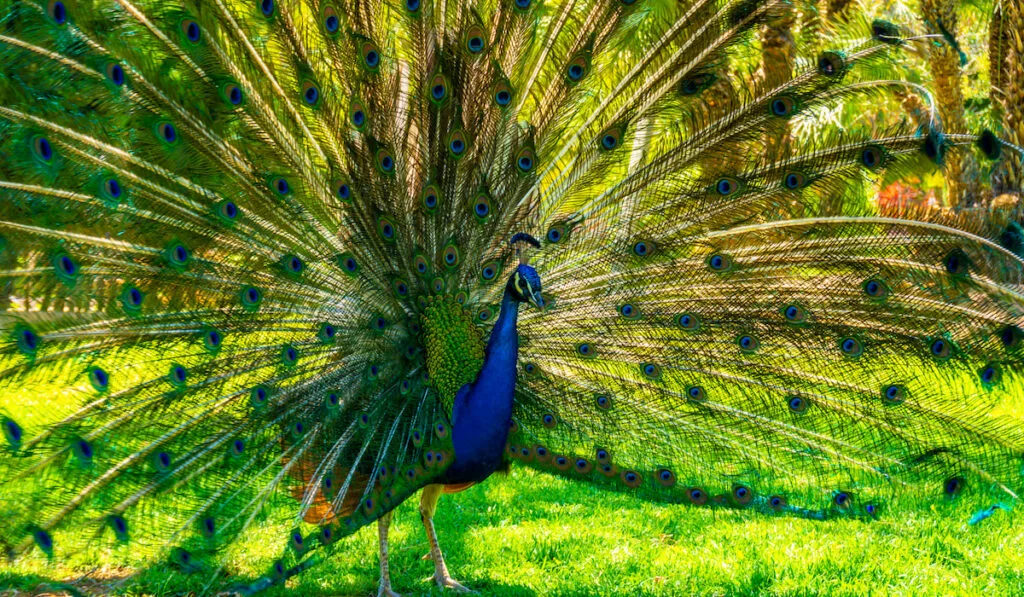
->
1, 0, 1023, 594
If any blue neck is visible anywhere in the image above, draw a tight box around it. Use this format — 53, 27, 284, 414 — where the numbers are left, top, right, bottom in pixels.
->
445, 287, 520, 483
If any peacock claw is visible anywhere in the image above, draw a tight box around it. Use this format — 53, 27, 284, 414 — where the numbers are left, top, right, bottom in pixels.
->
433, 573, 473, 593
377, 586, 402, 597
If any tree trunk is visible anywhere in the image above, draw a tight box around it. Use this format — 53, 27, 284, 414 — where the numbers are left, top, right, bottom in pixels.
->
920, 0, 978, 206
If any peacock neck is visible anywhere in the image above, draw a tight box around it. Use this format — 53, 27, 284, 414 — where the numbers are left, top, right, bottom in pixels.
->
445, 286, 520, 483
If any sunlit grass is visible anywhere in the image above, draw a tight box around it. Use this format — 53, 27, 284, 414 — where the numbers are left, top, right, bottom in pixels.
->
1, 464, 1022, 596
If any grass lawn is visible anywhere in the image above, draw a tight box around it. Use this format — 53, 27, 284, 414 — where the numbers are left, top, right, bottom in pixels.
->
1, 465, 1022, 597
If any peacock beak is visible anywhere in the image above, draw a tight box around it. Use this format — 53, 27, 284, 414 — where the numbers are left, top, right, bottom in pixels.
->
526, 291, 545, 310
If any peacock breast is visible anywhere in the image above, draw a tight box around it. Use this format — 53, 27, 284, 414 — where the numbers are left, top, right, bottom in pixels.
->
420, 296, 486, 405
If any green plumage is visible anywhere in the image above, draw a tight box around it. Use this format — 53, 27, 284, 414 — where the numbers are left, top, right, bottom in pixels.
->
0, 0, 1022, 593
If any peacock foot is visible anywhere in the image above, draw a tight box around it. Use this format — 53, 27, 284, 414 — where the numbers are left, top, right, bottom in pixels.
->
432, 572, 473, 593
376, 585, 402, 597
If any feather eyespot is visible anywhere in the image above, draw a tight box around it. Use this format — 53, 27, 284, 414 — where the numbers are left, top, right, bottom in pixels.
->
472, 193, 491, 220
618, 303, 640, 320
465, 25, 486, 54
686, 385, 706, 402
16, 327, 39, 356
714, 177, 743, 196
442, 244, 460, 268
979, 364, 1000, 386
478, 306, 494, 322
641, 363, 661, 379
166, 243, 189, 267
360, 40, 381, 71
203, 327, 223, 352
259, 0, 275, 17
787, 395, 808, 413
769, 495, 787, 511
181, 19, 201, 43
929, 338, 952, 359
655, 468, 676, 487
943, 476, 964, 498
576, 343, 595, 357
770, 95, 797, 118
323, 6, 340, 33
121, 285, 144, 313
1000, 325, 1023, 350
377, 216, 397, 241
282, 254, 303, 275
250, 385, 270, 408
516, 147, 536, 173
105, 63, 126, 87
405, 0, 421, 12
448, 129, 469, 158
633, 241, 650, 257
600, 126, 623, 150
833, 491, 852, 509
818, 51, 845, 77
349, 99, 368, 130
215, 200, 239, 223
221, 82, 244, 106
32, 136, 54, 162
428, 74, 449, 105
156, 451, 173, 472
943, 249, 968, 276
376, 148, 395, 173
332, 179, 352, 202
732, 485, 753, 506
514, 0, 532, 11
977, 130, 1002, 160
281, 345, 299, 366
88, 367, 109, 392
168, 364, 188, 387
859, 145, 884, 170
679, 73, 716, 96
48, 1, 67, 24
271, 177, 291, 195
677, 313, 701, 331
52, 252, 78, 283
574, 458, 592, 474
782, 304, 807, 323
157, 122, 178, 144
421, 183, 440, 211
480, 262, 499, 282
782, 171, 807, 190
863, 278, 889, 300
413, 255, 429, 276
318, 322, 337, 343
566, 55, 588, 83
621, 470, 642, 488
737, 335, 760, 353
839, 337, 862, 357
707, 253, 732, 271
338, 254, 359, 275
301, 81, 320, 106
882, 384, 905, 405
687, 488, 708, 506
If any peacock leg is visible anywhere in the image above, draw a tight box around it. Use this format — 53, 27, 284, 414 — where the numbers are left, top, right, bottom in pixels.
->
419, 484, 472, 593
377, 512, 402, 597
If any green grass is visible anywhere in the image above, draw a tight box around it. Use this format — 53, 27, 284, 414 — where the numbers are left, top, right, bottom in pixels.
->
2, 466, 1022, 597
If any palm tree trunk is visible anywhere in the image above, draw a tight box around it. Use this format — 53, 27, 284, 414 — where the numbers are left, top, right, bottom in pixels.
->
920, 0, 978, 206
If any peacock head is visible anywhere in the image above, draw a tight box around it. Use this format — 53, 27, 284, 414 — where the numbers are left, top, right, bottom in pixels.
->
509, 264, 544, 309
508, 232, 544, 309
